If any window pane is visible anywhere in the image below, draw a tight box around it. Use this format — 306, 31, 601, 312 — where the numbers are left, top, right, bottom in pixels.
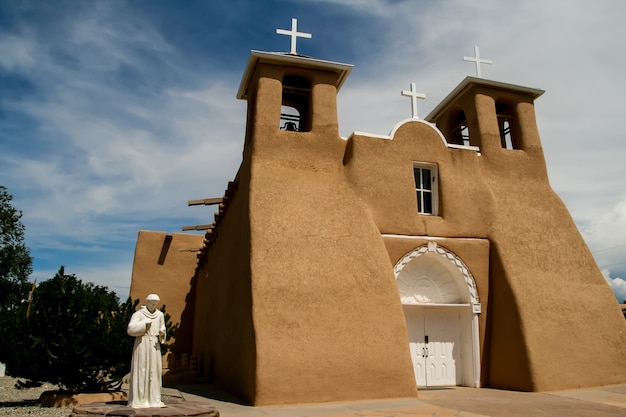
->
414, 168, 421, 188
417, 192, 422, 213
423, 169, 431, 190
423, 192, 432, 214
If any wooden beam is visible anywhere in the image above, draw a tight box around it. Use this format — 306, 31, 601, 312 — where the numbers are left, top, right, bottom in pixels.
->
182, 224, 214, 231
188, 197, 223, 206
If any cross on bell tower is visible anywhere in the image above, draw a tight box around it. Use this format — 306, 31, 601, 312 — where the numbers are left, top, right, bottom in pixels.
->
276, 18, 312, 55
463, 46, 492, 78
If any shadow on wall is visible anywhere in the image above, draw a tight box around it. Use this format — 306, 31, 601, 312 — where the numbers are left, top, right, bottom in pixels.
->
164, 274, 198, 385
483, 243, 534, 391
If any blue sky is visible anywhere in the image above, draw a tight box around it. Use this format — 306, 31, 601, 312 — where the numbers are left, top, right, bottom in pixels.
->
1, 0, 626, 302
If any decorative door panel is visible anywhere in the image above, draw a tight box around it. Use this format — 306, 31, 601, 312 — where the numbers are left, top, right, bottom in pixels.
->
424, 309, 459, 386
404, 307, 461, 387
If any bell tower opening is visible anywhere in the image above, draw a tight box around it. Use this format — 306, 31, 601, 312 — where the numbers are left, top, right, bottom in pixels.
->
496, 102, 519, 149
448, 109, 471, 146
280, 75, 311, 132
236, 50, 352, 147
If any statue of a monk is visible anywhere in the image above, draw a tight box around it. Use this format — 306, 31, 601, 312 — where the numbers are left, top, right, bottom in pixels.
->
127, 294, 167, 408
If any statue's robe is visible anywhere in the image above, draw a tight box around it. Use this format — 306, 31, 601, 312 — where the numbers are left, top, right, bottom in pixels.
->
127, 306, 166, 408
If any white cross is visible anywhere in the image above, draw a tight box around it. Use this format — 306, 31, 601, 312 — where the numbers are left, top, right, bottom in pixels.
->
463, 45, 492, 78
276, 18, 312, 55
401, 83, 426, 119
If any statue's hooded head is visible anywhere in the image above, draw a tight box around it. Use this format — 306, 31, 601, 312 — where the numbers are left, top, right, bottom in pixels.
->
145, 293, 160, 312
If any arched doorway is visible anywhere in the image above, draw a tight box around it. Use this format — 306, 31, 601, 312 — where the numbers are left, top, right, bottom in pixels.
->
394, 242, 481, 388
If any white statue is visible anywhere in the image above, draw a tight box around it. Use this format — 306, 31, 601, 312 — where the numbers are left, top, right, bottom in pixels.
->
127, 294, 167, 408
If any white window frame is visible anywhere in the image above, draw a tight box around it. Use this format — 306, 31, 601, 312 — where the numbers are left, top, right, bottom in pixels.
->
413, 162, 439, 215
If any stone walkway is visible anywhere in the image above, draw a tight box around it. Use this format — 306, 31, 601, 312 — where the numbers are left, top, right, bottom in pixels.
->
66, 383, 626, 417
172, 383, 626, 417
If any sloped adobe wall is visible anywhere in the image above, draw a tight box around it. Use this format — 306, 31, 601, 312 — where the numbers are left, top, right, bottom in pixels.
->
242, 69, 417, 405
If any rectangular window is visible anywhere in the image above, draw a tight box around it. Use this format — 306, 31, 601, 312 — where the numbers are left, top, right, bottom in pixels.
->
413, 163, 438, 215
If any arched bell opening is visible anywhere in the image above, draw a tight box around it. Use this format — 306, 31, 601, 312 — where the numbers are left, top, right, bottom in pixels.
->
280, 75, 311, 132
495, 101, 522, 150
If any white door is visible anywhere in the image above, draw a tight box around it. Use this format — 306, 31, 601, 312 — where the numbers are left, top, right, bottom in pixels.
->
405, 307, 461, 387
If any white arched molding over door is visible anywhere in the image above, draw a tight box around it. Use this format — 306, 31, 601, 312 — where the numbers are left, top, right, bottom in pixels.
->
394, 241, 482, 387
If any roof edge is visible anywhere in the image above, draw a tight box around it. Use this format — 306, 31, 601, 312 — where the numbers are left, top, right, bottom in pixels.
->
236, 50, 353, 100
426, 76, 545, 122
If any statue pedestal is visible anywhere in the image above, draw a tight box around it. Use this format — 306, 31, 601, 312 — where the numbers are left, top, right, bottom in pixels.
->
70, 400, 219, 417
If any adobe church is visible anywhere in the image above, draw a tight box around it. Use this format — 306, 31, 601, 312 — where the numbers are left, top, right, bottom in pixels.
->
129, 22, 626, 406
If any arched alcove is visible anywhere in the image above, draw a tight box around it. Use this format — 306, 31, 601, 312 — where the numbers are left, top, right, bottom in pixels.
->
394, 242, 481, 388
394, 242, 480, 307
397, 252, 465, 304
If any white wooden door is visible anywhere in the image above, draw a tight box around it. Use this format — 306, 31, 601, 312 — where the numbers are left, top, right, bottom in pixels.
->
406, 308, 427, 386
405, 307, 461, 387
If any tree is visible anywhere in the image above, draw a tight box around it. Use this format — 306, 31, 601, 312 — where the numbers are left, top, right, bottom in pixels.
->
0, 266, 177, 392
0, 185, 33, 311
0, 267, 136, 392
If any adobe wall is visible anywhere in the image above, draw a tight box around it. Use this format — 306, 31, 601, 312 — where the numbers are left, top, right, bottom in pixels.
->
129, 231, 204, 361
240, 64, 417, 405
344, 121, 494, 238
190, 160, 257, 404
472, 92, 626, 390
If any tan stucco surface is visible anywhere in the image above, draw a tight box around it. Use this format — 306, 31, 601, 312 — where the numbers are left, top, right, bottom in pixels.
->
129, 231, 204, 359
191, 161, 257, 403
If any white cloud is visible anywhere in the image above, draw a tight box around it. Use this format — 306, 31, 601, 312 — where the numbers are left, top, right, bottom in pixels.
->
602, 269, 626, 304
0, 7, 245, 244
579, 201, 626, 278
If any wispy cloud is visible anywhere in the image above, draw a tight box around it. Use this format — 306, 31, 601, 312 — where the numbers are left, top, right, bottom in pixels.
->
0, 1, 248, 293
603, 270, 626, 304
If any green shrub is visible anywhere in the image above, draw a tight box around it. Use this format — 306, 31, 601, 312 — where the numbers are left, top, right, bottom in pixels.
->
0, 267, 175, 392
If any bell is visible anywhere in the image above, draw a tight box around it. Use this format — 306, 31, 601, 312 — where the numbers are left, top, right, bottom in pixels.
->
283, 121, 298, 131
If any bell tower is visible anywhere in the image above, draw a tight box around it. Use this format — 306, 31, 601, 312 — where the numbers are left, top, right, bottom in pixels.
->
214, 46, 417, 404
426, 77, 545, 156
236, 50, 352, 160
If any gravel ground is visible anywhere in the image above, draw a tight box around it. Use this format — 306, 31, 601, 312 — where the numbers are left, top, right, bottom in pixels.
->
0, 376, 71, 417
